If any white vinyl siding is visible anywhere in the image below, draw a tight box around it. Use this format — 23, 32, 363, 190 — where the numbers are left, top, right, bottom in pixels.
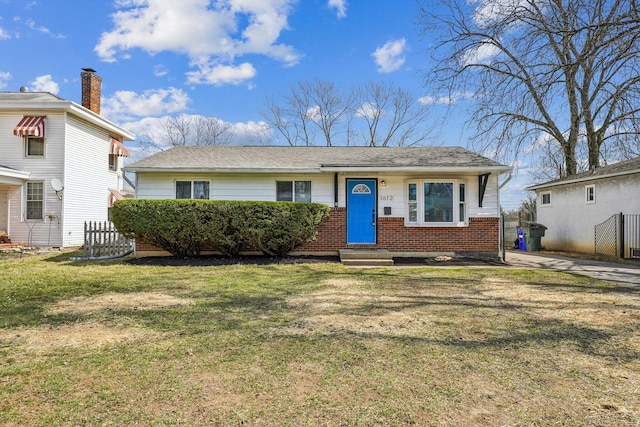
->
0, 113, 65, 246
63, 114, 121, 246
135, 172, 504, 220
136, 173, 334, 204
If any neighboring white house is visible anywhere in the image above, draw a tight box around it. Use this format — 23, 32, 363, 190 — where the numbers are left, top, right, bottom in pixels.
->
0, 69, 135, 247
124, 145, 512, 258
527, 156, 640, 255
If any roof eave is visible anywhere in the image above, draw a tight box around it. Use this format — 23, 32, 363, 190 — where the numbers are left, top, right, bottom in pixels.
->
124, 165, 513, 174
68, 103, 135, 141
123, 167, 324, 174
320, 165, 513, 173
526, 168, 640, 191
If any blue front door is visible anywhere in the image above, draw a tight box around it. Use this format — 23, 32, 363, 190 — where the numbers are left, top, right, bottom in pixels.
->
347, 179, 376, 244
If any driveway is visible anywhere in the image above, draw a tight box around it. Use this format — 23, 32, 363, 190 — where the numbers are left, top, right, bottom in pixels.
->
506, 250, 640, 286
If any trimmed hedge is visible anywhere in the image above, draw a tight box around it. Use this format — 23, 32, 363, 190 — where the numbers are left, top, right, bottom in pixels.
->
111, 199, 330, 258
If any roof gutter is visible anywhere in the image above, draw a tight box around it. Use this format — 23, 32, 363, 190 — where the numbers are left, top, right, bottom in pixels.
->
526, 169, 640, 191
122, 167, 325, 174
319, 165, 513, 173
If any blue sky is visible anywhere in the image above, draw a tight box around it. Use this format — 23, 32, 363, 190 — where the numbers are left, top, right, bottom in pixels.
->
0, 0, 532, 210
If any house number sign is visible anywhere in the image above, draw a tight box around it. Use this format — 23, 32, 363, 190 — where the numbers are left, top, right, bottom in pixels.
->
380, 195, 394, 201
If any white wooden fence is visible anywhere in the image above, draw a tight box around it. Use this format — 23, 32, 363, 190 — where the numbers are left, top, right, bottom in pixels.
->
82, 221, 134, 259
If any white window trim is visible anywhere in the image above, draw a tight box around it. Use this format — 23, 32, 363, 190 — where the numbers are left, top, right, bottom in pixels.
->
24, 136, 45, 158
540, 191, 552, 206
175, 180, 211, 199
108, 154, 118, 171
585, 184, 596, 204
276, 180, 312, 202
405, 179, 468, 227
25, 180, 45, 221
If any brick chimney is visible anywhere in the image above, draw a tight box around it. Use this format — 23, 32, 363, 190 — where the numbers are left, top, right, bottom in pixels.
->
81, 68, 102, 114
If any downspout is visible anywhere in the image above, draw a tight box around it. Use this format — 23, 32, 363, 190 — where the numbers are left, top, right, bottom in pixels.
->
333, 172, 338, 207
499, 172, 512, 189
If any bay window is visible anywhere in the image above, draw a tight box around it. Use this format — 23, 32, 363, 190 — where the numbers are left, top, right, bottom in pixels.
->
406, 180, 467, 226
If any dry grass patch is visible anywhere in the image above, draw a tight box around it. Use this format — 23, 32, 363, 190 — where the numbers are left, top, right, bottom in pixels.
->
47, 291, 194, 315
0, 321, 156, 353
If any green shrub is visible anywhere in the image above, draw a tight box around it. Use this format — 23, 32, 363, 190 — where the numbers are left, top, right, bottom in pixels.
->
112, 199, 330, 258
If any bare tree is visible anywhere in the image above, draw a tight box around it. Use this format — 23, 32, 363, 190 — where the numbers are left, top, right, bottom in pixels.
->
135, 114, 233, 152
355, 82, 431, 146
418, 0, 640, 176
260, 80, 432, 146
260, 79, 353, 146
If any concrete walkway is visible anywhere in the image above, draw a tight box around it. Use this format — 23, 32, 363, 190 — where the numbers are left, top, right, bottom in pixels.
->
505, 251, 640, 286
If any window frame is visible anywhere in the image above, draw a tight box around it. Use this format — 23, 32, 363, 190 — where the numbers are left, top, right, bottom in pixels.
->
24, 136, 45, 157
276, 180, 312, 202
25, 181, 44, 220
585, 184, 596, 204
540, 191, 552, 206
405, 179, 468, 227
108, 153, 118, 171
175, 180, 210, 199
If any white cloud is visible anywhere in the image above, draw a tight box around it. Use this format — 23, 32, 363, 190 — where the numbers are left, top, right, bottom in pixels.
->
0, 27, 11, 40
95, 0, 300, 85
305, 105, 321, 121
101, 87, 190, 122
122, 115, 272, 153
372, 38, 406, 73
471, 0, 532, 29
153, 64, 168, 77
328, 0, 347, 19
185, 62, 256, 86
460, 40, 501, 65
0, 71, 11, 89
356, 102, 380, 120
30, 75, 59, 94
419, 91, 474, 105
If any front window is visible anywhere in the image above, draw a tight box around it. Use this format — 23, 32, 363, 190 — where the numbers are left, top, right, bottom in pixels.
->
26, 181, 44, 219
277, 181, 311, 202
406, 180, 467, 226
176, 181, 210, 199
25, 137, 44, 157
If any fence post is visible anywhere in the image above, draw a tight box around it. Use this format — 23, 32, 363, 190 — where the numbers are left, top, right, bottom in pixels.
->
619, 212, 625, 259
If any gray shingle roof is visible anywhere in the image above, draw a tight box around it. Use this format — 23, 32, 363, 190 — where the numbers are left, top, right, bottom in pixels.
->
527, 156, 640, 190
125, 146, 511, 172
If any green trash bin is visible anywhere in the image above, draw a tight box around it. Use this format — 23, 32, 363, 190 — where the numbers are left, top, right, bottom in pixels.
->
525, 221, 547, 251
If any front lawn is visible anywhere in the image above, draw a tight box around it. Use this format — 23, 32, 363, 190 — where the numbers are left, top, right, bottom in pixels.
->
1, 254, 639, 426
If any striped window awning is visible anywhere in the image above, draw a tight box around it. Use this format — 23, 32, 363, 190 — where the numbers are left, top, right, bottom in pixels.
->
108, 189, 126, 208
110, 138, 130, 157
14, 116, 46, 137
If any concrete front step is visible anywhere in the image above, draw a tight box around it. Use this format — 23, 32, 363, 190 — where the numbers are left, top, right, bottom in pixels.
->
339, 249, 394, 266
341, 258, 395, 267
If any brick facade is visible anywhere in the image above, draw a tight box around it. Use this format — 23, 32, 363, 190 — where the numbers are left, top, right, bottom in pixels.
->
136, 208, 500, 257
296, 208, 499, 256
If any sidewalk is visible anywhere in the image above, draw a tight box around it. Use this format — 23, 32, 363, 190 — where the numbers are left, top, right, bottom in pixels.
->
505, 250, 640, 286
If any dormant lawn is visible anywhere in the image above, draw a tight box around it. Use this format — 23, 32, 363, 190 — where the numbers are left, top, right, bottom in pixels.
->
1, 252, 638, 426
